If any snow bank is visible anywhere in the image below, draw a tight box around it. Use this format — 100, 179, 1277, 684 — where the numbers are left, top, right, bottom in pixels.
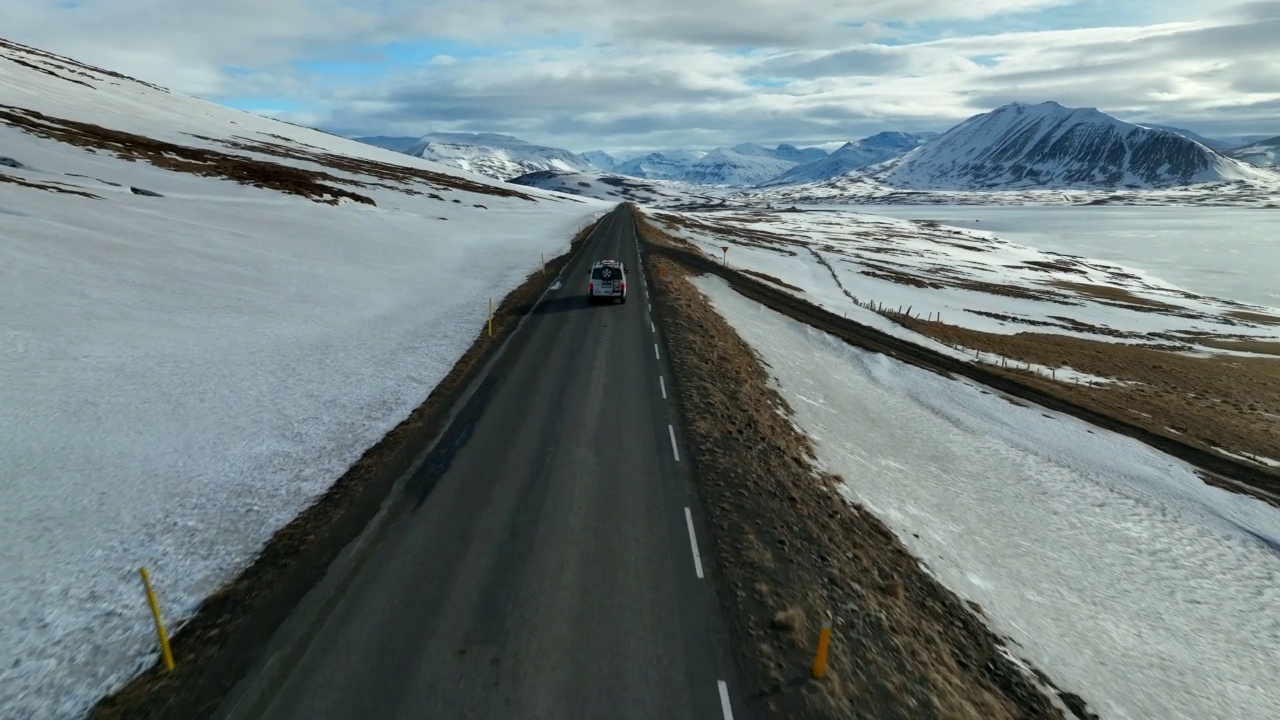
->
695, 275, 1280, 720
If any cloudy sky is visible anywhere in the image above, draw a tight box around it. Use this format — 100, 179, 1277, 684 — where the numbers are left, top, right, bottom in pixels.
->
4, 1, 1277, 154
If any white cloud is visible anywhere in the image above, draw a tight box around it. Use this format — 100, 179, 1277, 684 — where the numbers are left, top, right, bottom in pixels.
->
2, 0, 1277, 152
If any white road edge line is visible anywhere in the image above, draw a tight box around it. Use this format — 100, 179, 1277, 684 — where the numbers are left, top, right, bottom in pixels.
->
684, 507, 703, 579
651, 320, 656, 333
654, 343, 661, 360
668, 424, 680, 462
718, 681, 733, 720
659, 375, 667, 400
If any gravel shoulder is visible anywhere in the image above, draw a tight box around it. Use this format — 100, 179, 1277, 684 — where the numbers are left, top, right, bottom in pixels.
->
636, 207, 1083, 720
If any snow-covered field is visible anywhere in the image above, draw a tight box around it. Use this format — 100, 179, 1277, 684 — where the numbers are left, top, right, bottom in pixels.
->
831, 205, 1280, 310
649, 208, 1280, 365
695, 275, 1280, 720
737, 175, 1280, 207
0, 39, 608, 719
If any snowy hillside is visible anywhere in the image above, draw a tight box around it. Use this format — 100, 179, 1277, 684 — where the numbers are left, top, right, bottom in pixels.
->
678, 143, 828, 186
612, 150, 704, 180
402, 132, 596, 180
1231, 136, 1280, 167
763, 132, 933, 186
873, 101, 1278, 189
0, 36, 607, 720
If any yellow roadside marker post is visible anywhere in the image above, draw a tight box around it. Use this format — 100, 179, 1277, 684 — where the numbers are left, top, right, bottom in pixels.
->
812, 618, 832, 680
720, 246, 729, 267
138, 567, 175, 672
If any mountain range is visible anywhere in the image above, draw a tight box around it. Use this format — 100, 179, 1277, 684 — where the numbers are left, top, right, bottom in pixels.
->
359, 103, 1277, 192
355, 132, 599, 180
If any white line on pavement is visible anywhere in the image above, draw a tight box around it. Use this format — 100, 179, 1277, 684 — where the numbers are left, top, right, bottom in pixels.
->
659, 375, 667, 399
654, 343, 660, 360
717, 681, 733, 720
668, 424, 680, 462
684, 507, 703, 579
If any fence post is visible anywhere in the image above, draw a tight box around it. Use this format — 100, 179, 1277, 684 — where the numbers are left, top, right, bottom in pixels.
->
139, 567, 175, 672
812, 618, 833, 679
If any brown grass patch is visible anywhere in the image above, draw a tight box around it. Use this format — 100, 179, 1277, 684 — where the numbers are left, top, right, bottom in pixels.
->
1192, 338, 1280, 356
958, 280, 1078, 304
741, 269, 805, 293
1226, 310, 1280, 326
1050, 281, 1182, 311
901, 317, 1280, 491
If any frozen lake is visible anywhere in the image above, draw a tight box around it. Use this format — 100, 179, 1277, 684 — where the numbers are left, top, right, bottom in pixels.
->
817, 205, 1280, 311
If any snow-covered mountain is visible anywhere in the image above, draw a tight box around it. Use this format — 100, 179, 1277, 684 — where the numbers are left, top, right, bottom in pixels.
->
402, 132, 596, 180
581, 149, 617, 171
678, 142, 829, 186
1230, 136, 1280, 167
762, 131, 935, 186
871, 101, 1276, 189
0, 35, 605, 720
612, 150, 704, 180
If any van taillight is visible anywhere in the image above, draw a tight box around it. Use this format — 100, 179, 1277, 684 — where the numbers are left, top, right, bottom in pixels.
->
589, 282, 594, 292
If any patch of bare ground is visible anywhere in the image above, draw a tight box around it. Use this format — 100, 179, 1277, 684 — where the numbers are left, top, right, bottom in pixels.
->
90, 218, 602, 720
0, 105, 376, 206
0, 169, 102, 198
1226, 310, 1280, 326
955, 280, 1077, 304
898, 317, 1280, 492
636, 209, 1075, 720
741, 269, 805, 293
1190, 338, 1280, 356
1049, 280, 1182, 311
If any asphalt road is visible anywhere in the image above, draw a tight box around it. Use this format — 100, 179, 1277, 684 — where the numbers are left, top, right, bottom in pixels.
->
213, 206, 743, 720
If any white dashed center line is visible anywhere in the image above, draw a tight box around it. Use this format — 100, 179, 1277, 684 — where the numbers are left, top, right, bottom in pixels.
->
718, 681, 733, 720
668, 424, 680, 462
684, 507, 703, 579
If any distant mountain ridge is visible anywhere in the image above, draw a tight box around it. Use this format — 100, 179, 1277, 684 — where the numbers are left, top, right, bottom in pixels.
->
763, 131, 936, 186
1229, 135, 1280, 168
351, 105, 1276, 192
868, 101, 1275, 189
400, 132, 596, 180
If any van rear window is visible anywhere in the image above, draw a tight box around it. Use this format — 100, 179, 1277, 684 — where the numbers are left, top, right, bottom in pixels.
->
592, 266, 622, 280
